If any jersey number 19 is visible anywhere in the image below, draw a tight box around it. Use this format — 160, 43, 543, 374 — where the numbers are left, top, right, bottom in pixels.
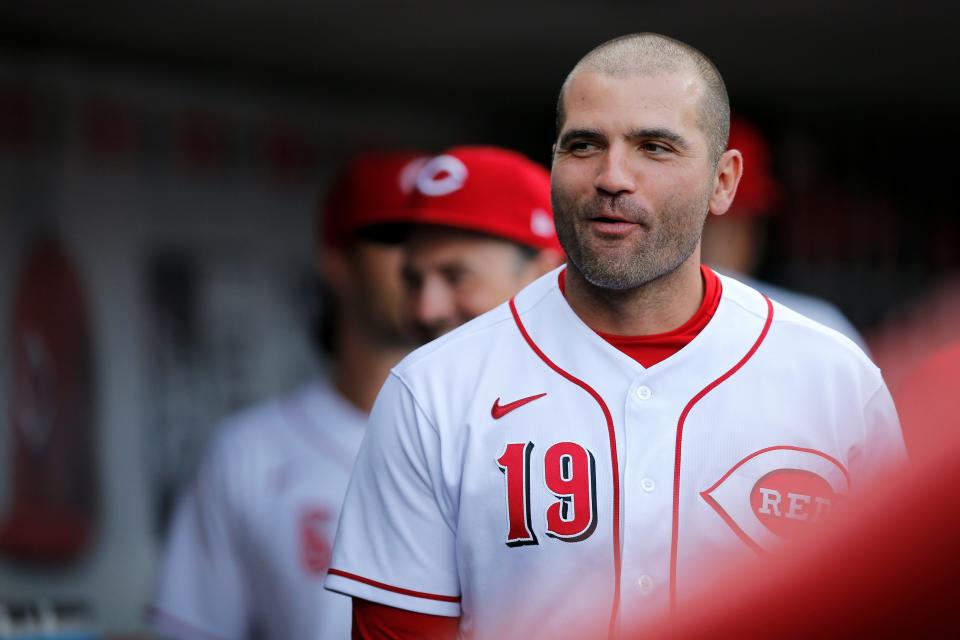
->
496, 441, 598, 547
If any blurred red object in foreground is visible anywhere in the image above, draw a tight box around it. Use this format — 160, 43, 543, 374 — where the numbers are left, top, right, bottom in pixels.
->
895, 340, 960, 458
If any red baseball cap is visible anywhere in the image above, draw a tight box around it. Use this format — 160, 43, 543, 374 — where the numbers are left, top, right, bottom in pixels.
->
320, 150, 428, 247
360, 146, 562, 253
727, 116, 783, 217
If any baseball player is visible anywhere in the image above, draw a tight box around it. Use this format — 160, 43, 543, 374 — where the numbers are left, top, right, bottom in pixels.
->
326, 33, 906, 639
148, 151, 425, 640
701, 115, 870, 352
362, 145, 565, 343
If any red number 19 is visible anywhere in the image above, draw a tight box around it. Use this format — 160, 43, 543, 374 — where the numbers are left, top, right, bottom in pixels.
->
543, 441, 598, 541
497, 441, 597, 547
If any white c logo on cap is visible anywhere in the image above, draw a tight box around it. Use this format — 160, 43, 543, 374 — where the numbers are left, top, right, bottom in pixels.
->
416, 155, 468, 197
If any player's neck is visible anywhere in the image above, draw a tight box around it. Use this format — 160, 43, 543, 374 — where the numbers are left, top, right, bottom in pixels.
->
563, 251, 705, 336
332, 321, 411, 415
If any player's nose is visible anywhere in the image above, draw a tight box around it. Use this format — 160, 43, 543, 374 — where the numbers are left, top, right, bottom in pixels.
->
593, 145, 637, 196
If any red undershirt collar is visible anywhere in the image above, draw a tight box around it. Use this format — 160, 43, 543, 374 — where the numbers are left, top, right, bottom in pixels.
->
558, 265, 723, 368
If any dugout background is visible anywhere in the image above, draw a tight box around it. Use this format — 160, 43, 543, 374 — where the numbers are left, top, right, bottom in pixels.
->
0, 1, 957, 635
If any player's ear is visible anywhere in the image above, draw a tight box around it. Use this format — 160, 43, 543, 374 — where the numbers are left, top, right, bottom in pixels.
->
708, 148, 743, 217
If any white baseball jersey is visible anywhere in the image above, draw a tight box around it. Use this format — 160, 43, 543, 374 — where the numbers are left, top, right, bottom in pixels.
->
325, 268, 905, 638
150, 379, 366, 640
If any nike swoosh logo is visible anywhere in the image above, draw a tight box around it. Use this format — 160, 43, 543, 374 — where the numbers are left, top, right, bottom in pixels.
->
491, 393, 547, 420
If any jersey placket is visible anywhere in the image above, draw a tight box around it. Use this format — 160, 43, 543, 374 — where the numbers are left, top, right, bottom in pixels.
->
620, 370, 676, 622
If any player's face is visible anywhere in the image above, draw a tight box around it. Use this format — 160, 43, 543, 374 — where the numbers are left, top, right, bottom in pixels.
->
402, 227, 541, 343
551, 70, 718, 291
343, 240, 411, 347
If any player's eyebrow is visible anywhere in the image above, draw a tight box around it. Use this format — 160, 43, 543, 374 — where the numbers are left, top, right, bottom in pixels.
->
626, 128, 690, 150
557, 128, 606, 148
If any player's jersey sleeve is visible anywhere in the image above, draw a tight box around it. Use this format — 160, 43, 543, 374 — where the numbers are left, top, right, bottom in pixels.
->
149, 434, 250, 639
325, 373, 461, 617
852, 377, 908, 484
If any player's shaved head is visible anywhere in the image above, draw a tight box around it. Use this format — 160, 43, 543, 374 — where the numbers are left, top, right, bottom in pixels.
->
557, 33, 730, 165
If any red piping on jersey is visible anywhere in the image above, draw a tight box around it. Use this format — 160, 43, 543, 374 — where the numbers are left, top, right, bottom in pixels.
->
145, 605, 228, 640
699, 445, 851, 554
508, 297, 622, 638
702, 445, 851, 496
327, 568, 462, 603
669, 295, 775, 612
699, 492, 766, 555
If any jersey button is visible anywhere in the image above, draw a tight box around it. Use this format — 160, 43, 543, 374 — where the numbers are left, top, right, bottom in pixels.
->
640, 477, 656, 492
635, 385, 652, 401
637, 575, 654, 595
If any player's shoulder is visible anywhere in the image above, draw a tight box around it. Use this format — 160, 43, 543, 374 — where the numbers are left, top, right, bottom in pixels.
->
207, 390, 292, 452
719, 273, 877, 375
393, 308, 508, 373
732, 272, 869, 352
757, 279, 848, 324
202, 379, 337, 467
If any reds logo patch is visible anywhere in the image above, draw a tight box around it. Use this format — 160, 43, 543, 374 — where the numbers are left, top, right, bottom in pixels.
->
701, 446, 849, 553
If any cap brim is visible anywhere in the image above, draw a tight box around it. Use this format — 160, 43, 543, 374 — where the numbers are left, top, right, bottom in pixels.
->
354, 221, 414, 244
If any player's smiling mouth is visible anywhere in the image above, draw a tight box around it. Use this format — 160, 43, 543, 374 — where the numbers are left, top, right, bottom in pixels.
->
590, 214, 632, 223
586, 214, 645, 236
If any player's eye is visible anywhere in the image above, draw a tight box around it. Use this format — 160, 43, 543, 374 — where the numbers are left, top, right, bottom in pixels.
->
568, 141, 598, 156
441, 265, 468, 287
640, 141, 671, 154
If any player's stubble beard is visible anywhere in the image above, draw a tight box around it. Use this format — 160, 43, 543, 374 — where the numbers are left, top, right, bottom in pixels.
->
551, 185, 711, 292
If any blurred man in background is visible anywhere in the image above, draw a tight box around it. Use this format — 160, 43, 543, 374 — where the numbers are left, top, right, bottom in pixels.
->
701, 115, 868, 351
363, 145, 565, 343
148, 151, 424, 639
148, 146, 562, 639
